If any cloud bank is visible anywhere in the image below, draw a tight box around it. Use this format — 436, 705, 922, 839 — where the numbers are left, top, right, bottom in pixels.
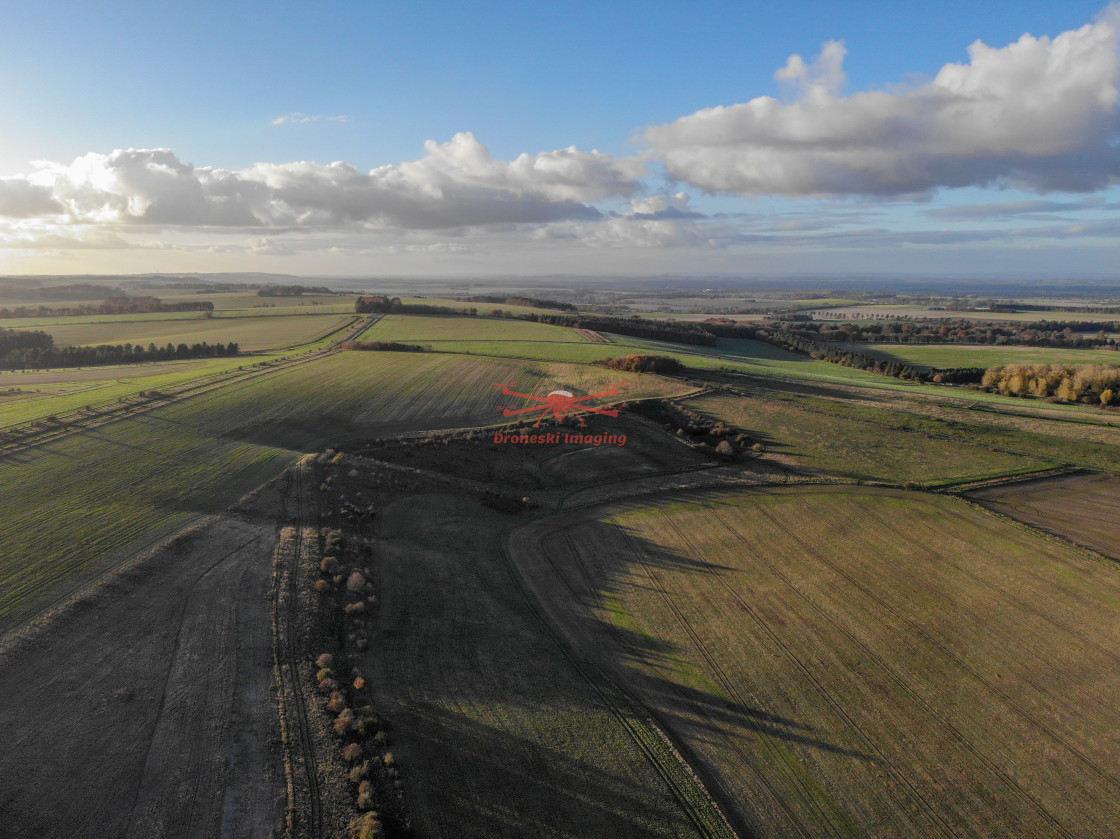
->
8, 133, 645, 231
645, 7, 1120, 196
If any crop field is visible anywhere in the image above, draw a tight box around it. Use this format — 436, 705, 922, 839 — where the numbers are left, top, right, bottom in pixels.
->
17, 311, 356, 351
359, 313, 589, 344
0, 350, 687, 638
511, 486, 1120, 838
967, 471, 1120, 560
0, 356, 256, 428
159, 291, 361, 311
845, 342, 1120, 369
0, 310, 207, 329
362, 492, 731, 838
685, 392, 1054, 484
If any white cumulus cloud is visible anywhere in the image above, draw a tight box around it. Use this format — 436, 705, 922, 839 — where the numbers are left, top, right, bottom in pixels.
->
644, 6, 1120, 196
6, 133, 646, 230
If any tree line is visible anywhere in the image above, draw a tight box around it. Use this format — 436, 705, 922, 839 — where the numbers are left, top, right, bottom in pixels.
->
769, 317, 1119, 349
1, 339, 239, 370
257, 285, 333, 296
0, 295, 214, 319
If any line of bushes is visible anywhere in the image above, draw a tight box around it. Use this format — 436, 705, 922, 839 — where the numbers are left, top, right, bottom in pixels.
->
0, 295, 213, 318
343, 341, 425, 353
0, 340, 239, 370
311, 457, 411, 838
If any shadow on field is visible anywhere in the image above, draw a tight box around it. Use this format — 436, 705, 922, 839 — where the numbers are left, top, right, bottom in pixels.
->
529, 515, 879, 766
386, 700, 701, 839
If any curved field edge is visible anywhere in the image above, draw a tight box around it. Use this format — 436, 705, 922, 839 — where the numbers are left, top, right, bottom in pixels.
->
508, 485, 1120, 839
0, 351, 690, 639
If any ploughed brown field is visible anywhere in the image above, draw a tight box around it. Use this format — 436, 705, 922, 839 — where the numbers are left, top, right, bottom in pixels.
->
967, 471, 1120, 561
510, 485, 1120, 838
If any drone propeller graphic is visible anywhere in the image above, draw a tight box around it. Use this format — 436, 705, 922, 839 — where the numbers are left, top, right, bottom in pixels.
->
494, 383, 624, 427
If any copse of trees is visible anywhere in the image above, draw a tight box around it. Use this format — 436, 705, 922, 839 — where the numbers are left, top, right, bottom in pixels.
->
980, 364, 1120, 405
0, 328, 53, 356
599, 354, 684, 374
0, 340, 239, 370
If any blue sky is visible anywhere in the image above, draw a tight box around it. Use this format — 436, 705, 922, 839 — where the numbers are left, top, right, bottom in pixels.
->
1, 0, 1118, 278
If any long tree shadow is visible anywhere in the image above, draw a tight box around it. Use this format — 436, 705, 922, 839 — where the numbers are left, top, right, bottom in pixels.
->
365, 480, 880, 838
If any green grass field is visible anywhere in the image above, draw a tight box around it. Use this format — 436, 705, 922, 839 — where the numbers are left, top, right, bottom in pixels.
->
0, 351, 687, 638
8, 312, 356, 351
686, 392, 1054, 484
512, 486, 1120, 838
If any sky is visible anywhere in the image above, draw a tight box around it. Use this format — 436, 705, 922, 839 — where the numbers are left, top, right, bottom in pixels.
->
1, 0, 1119, 279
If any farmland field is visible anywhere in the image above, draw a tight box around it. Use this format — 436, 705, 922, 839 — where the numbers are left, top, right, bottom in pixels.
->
685, 391, 1054, 484
360, 491, 732, 838
0, 350, 687, 638
359, 313, 589, 344
12, 311, 357, 351
967, 471, 1120, 560
511, 485, 1120, 838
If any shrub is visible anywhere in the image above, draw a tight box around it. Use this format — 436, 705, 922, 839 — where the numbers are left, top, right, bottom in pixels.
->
334, 708, 355, 735
356, 780, 377, 811
715, 440, 735, 461
345, 601, 367, 616
348, 812, 383, 838
382, 752, 395, 767
346, 570, 367, 594
353, 676, 366, 691
751, 442, 764, 453
348, 760, 370, 783
342, 742, 363, 762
